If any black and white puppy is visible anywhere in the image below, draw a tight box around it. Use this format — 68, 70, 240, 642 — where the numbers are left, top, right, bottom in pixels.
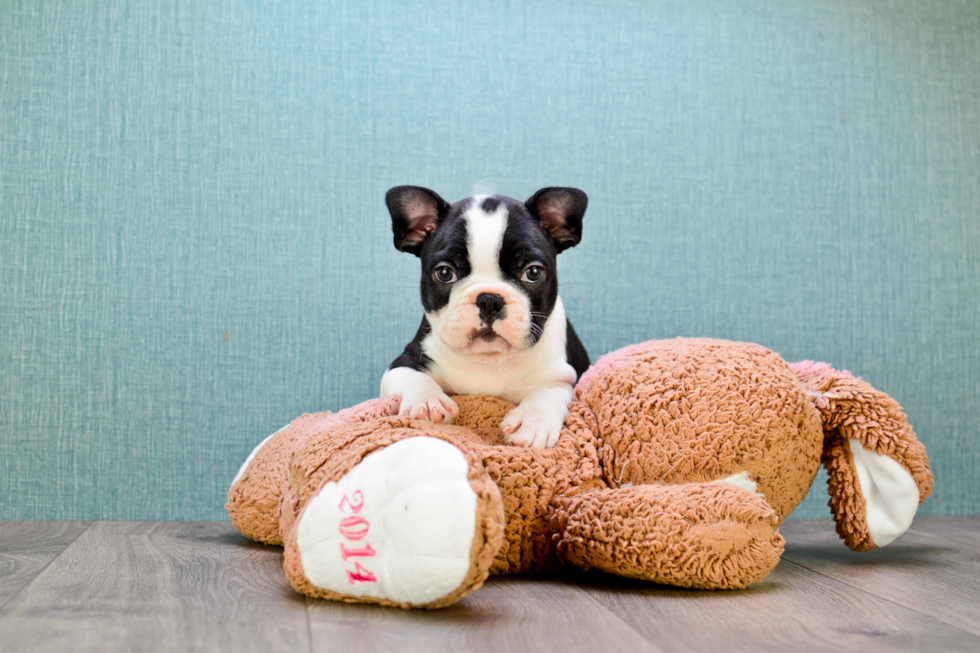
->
380, 186, 590, 449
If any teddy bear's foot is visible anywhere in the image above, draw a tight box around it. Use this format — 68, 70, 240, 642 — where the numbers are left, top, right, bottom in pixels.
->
556, 482, 784, 590
282, 436, 504, 608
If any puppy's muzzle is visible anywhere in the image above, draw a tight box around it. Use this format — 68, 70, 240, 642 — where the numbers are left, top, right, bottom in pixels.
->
475, 293, 505, 326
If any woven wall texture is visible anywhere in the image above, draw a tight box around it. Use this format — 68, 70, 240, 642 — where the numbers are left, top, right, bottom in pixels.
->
2, 1, 978, 519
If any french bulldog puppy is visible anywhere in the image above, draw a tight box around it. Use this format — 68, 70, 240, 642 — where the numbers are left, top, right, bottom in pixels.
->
380, 186, 590, 448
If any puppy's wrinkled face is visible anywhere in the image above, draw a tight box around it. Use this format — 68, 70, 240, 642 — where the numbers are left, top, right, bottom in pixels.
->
387, 186, 587, 356
421, 196, 557, 354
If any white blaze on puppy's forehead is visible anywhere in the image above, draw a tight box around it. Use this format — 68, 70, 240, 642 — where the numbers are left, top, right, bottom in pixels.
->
463, 197, 507, 279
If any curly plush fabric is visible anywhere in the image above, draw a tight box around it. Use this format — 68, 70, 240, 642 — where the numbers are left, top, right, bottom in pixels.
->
576, 339, 824, 523
791, 361, 933, 551
227, 338, 933, 608
555, 483, 784, 589
226, 396, 402, 545
227, 411, 333, 545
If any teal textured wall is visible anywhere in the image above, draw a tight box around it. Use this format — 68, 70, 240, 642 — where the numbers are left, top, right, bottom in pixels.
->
2, 0, 978, 521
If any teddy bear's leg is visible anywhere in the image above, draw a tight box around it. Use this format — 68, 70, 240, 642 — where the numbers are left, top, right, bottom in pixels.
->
790, 361, 933, 551
226, 397, 403, 545
281, 434, 505, 609
555, 482, 784, 590
226, 412, 335, 545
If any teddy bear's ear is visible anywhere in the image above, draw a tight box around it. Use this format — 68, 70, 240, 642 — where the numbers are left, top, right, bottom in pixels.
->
790, 361, 933, 551
525, 187, 588, 253
823, 437, 923, 550
386, 186, 451, 256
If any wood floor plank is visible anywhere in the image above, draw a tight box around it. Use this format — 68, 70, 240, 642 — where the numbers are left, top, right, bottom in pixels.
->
3, 518, 978, 652
0, 522, 311, 653
908, 515, 980, 548
307, 574, 667, 653
0, 521, 91, 610
780, 517, 980, 638
574, 552, 980, 652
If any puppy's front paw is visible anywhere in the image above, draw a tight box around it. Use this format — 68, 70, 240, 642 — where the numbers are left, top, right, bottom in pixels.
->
500, 404, 564, 449
399, 391, 458, 424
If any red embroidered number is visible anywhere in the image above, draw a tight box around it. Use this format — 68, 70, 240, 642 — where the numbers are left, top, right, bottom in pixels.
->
338, 492, 377, 584
338, 490, 364, 513
338, 516, 369, 541
346, 562, 377, 584
340, 542, 376, 561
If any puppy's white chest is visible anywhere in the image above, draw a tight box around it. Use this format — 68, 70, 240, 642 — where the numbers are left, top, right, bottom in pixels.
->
428, 356, 532, 402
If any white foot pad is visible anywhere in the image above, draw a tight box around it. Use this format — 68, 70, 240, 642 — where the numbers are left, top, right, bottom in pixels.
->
296, 436, 478, 605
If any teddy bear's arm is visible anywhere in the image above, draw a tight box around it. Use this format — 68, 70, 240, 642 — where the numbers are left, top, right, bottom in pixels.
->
553, 483, 784, 589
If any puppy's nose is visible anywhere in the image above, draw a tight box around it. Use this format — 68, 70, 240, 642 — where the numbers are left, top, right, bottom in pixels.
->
475, 293, 505, 324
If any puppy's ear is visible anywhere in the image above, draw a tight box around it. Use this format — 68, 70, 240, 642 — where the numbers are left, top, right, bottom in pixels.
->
525, 187, 588, 253
385, 186, 451, 255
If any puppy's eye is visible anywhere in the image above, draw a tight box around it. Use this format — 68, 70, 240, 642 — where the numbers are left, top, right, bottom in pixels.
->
521, 265, 545, 283
433, 265, 457, 284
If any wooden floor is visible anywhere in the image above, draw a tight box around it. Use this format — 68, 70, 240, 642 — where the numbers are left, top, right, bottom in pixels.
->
0, 518, 978, 652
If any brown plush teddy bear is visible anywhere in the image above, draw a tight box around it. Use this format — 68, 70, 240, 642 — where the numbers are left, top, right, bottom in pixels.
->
227, 338, 932, 609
